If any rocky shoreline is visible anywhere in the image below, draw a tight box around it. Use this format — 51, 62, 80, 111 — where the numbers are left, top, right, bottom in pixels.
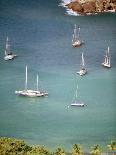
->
64, 0, 116, 15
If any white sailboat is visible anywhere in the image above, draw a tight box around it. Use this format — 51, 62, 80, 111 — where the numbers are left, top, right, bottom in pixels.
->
71, 84, 84, 107
102, 46, 111, 68
77, 52, 87, 76
72, 24, 83, 47
4, 37, 17, 60
15, 66, 48, 97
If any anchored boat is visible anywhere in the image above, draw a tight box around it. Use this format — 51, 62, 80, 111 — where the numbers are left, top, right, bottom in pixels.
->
4, 37, 17, 60
15, 66, 48, 97
102, 46, 111, 68
71, 84, 84, 107
72, 24, 83, 47
77, 52, 87, 76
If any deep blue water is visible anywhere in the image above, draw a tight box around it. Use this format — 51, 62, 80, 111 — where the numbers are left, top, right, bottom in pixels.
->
0, 0, 116, 151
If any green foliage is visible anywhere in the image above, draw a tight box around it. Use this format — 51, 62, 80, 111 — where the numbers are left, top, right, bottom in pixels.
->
27, 146, 51, 155
0, 137, 51, 155
90, 145, 101, 155
72, 144, 83, 155
53, 147, 66, 155
107, 140, 116, 151
0, 137, 32, 155
0, 137, 116, 155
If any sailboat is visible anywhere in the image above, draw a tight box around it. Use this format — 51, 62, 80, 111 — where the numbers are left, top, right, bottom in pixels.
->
77, 52, 87, 76
4, 37, 17, 60
72, 24, 83, 47
71, 84, 84, 107
15, 66, 48, 97
102, 46, 111, 68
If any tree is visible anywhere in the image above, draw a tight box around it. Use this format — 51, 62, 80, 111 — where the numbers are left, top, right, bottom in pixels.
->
0, 137, 32, 155
72, 144, 83, 155
107, 141, 116, 155
54, 147, 66, 155
27, 145, 51, 155
90, 145, 101, 155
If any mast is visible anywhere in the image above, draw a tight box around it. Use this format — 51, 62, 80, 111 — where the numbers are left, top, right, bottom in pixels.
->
25, 66, 28, 90
5, 36, 10, 55
81, 52, 85, 68
73, 84, 80, 103
103, 46, 110, 66
104, 56, 107, 64
75, 84, 78, 99
37, 74, 39, 91
5, 37, 8, 55
105, 46, 110, 65
5, 50, 7, 56
104, 48, 107, 64
107, 46, 110, 65
74, 24, 77, 37
72, 24, 77, 43
109, 57, 110, 66
77, 27, 80, 39
107, 46, 109, 54
72, 34, 75, 43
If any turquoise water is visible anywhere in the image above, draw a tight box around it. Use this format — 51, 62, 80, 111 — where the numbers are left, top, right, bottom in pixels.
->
0, 0, 116, 151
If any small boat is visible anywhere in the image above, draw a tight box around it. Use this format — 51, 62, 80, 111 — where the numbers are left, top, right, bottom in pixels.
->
77, 52, 87, 76
102, 46, 111, 68
4, 37, 17, 60
15, 66, 48, 97
72, 24, 83, 47
71, 84, 84, 107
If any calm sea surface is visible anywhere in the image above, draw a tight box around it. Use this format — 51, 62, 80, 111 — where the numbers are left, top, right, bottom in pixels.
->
0, 0, 116, 151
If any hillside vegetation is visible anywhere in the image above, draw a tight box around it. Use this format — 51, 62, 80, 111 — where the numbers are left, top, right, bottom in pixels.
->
0, 137, 116, 155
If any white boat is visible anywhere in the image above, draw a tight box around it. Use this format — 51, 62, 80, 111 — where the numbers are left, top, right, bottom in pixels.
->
72, 24, 83, 47
4, 37, 17, 60
77, 52, 87, 76
15, 66, 48, 97
71, 84, 84, 107
102, 46, 111, 68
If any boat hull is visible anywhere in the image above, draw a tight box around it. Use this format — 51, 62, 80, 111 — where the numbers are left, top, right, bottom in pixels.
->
4, 54, 17, 60
15, 90, 48, 97
72, 41, 84, 47
102, 63, 111, 68
71, 103, 84, 107
72, 42, 81, 47
77, 70, 87, 76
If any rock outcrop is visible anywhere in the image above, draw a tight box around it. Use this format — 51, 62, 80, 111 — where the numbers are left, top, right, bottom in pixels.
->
67, 1, 83, 13
83, 1, 96, 13
65, 0, 116, 15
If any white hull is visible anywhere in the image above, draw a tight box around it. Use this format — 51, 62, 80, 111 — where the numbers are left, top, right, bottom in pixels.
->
4, 54, 17, 60
72, 40, 82, 47
71, 102, 84, 107
15, 90, 48, 97
77, 69, 87, 76
102, 63, 111, 68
